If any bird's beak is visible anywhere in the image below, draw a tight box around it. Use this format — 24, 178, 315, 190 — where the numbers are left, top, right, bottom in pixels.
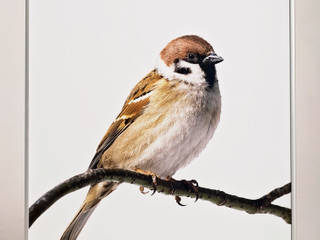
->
203, 53, 224, 65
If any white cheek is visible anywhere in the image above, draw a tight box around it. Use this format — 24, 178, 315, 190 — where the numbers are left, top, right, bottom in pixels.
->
156, 57, 206, 85
177, 60, 206, 84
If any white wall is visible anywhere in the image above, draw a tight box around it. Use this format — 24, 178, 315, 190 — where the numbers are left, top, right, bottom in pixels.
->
29, 0, 291, 239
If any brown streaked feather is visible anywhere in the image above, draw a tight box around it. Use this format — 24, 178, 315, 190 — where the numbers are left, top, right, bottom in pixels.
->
88, 70, 163, 169
120, 70, 161, 109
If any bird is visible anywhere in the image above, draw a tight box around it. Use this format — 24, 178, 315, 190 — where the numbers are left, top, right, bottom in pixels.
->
61, 35, 223, 240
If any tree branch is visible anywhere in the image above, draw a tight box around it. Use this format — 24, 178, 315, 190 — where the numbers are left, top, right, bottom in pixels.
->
29, 169, 291, 227
257, 183, 291, 205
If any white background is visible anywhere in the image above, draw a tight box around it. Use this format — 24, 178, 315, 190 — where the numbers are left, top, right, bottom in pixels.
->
29, 0, 291, 239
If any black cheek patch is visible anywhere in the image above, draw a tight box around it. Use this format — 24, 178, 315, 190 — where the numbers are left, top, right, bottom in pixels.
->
175, 65, 191, 75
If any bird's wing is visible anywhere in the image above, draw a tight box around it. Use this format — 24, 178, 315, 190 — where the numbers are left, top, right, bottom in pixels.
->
88, 70, 163, 169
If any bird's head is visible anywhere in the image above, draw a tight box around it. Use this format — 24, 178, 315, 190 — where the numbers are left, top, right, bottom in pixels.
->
156, 35, 223, 87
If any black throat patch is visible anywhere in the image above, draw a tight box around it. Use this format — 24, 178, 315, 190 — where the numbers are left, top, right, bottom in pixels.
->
200, 63, 217, 88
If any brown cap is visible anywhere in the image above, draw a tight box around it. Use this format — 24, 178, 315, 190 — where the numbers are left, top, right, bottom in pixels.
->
160, 35, 214, 66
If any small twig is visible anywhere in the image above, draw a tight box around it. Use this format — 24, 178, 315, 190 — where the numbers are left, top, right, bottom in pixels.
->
29, 169, 291, 227
257, 183, 291, 206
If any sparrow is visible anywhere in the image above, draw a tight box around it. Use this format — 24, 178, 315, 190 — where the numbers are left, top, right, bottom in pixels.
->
61, 35, 223, 240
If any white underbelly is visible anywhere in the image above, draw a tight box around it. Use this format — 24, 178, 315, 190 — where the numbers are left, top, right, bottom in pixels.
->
133, 90, 221, 177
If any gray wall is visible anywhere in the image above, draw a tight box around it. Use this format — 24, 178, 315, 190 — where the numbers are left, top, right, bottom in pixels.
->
0, 0, 26, 239
295, 0, 320, 239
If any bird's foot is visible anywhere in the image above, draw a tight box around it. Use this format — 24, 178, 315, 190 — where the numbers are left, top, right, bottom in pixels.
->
166, 177, 199, 206
134, 168, 158, 195
180, 179, 199, 202
166, 176, 185, 206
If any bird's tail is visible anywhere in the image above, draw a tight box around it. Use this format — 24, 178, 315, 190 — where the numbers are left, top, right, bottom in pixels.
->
60, 181, 119, 240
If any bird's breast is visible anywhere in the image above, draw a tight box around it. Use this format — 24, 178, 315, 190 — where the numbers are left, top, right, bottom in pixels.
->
132, 82, 221, 177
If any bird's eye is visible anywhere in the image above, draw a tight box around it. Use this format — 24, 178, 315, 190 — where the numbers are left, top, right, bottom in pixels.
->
186, 53, 198, 63
188, 53, 195, 60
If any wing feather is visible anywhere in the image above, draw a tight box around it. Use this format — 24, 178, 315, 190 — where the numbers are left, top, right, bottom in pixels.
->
88, 70, 162, 169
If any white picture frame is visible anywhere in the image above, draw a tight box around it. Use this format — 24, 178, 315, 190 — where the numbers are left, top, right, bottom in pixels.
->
0, 0, 319, 239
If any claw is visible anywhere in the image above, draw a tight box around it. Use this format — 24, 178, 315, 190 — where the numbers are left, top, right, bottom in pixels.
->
151, 175, 157, 195
181, 179, 199, 202
139, 186, 149, 195
175, 196, 186, 206
133, 168, 158, 196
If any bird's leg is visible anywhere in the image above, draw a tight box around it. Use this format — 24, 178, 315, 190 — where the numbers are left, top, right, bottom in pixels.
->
166, 176, 176, 195
133, 168, 158, 195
